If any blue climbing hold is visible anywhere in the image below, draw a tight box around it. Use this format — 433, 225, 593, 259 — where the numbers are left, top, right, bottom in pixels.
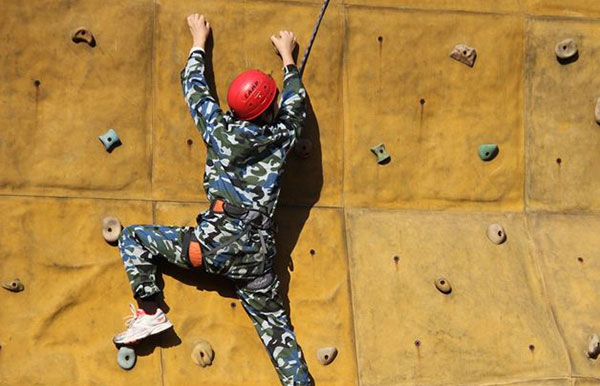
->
117, 346, 136, 370
478, 144, 499, 161
98, 129, 122, 153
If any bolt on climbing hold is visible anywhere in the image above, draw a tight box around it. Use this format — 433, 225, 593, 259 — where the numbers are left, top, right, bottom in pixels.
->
102, 216, 122, 244
370, 143, 391, 165
588, 334, 600, 359
2, 278, 24, 293
478, 144, 499, 162
555, 38, 578, 63
449, 44, 477, 67
486, 224, 507, 245
72, 27, 96, 47
434, 277, 452, 294
117, 346, 136, 370
316, 346, 338, 366
98, 129, 122, 153
191, 340, 214, 367
594, 98, 600, 125
294, 138, 313, 159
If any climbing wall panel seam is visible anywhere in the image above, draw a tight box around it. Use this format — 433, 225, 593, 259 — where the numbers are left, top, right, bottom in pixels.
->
525, 214, 574, 375
341, 207, 361, 386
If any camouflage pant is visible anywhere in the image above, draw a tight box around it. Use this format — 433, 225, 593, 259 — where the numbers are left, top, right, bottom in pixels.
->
118, 223, 311, 385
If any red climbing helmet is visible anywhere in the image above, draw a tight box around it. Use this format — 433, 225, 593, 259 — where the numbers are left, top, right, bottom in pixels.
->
227, 70, 277, 121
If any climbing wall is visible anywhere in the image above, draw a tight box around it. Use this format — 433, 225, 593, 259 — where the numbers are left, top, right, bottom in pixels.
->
2, 0, 600, 385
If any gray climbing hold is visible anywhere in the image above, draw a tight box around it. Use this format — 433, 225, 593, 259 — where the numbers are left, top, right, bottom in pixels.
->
555, 38, 578, 61
595, 98, 600, 125
72, 27, 96, 47
294, 138, 313, 159
117, 346, 136, 370
588, 334, 600, 359
2, 278, 24, 293
98, 129, 122, 153
449, 44, 477, 67
434, 277, 452, 294
487, 224, 507, 245
316, 346, 338, 366
102, 216, 122, 244
478, 144, 499, 161
191, 340, 214, 367
370, 143, 391, 165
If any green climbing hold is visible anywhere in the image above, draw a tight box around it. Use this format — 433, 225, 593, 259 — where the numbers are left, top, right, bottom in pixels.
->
478, 144, 499, 162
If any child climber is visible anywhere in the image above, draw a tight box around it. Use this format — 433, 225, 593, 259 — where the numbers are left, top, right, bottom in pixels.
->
113, 13, 311, 386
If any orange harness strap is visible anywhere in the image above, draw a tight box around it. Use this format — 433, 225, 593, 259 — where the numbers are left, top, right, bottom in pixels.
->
188, 241, 203, 268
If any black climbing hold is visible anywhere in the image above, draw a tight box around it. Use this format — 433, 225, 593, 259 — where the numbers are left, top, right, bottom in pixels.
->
393, 255, 400, 263
377, 36, 383, 43
187, 138, 193, 146
33, 79, 41, 87
420, 98, 425, 105
556, 158, 562, 165
310, 249, 316, 256
414, 339, 421, 347
578, 257, 584, 263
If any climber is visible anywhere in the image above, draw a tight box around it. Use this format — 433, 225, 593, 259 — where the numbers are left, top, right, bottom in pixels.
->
113, 12, 311, 386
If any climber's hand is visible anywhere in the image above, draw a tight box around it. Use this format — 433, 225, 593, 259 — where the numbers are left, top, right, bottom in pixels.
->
271, 30, 297, 67
187, 13, 210, 49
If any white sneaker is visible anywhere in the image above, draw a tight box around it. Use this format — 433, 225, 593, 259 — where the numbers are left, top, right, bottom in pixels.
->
113, 304, 173, 344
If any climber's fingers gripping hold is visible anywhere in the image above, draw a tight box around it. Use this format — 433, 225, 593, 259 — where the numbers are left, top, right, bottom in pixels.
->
187, 13, 211, 49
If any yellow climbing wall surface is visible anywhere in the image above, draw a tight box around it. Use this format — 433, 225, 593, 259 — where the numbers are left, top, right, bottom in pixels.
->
2, 0, 600, 385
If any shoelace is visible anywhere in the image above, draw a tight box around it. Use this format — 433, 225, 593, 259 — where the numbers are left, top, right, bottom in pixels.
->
123, 303, 141, 327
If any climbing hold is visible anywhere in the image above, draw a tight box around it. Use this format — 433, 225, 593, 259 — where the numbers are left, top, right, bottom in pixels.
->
478, 144, 499, 162
434, 277, 452, 294
595, 98, 600, 125
316, 347, 338, 366
294, 138, 313, 159
191, 340, 214, 367
98, 129, 122, 153
449, 44, 477, 67
2, 278, 24, 293
588, 334, 600, 359
102, 216, 122, 244
72, 27, 96, 47
370, 143, 391, 165
555, 38, 578, 63
486, 224, 507, 245
117, 346, 136, 370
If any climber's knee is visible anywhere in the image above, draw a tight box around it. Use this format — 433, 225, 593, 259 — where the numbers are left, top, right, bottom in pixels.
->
242, 271, 276, 291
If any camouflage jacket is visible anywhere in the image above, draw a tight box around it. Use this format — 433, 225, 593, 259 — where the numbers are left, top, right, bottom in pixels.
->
180, 49, 306, 218
180, 49, 306, 280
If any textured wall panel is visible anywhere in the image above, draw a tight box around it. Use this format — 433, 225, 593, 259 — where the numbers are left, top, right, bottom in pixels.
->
344, 9, 524, 211
152, 0, 343, 207
524, 1, 600, 18
343, 0, 520, 13
0, 196, 156, 385
525, 19, 600, 213
0, 0, 153, 200
347, 209, 569, 385
530, 214, 600, 378
154, 203, 357, 385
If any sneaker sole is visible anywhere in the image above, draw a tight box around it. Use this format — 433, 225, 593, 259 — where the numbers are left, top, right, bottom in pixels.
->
113, 320, 173, 345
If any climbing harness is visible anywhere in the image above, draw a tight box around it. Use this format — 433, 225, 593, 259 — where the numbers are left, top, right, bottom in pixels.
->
299, 0, 331, 77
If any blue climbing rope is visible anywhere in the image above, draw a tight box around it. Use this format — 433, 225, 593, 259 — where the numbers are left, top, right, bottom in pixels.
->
299, 0, 331, 78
